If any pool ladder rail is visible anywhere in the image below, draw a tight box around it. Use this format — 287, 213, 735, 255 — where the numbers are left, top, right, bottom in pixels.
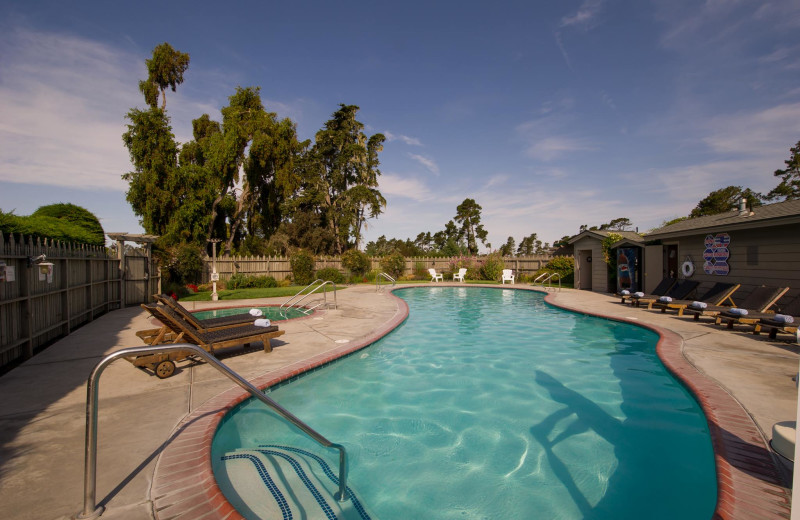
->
533, 272, 562, 291
77, 343, 350, 519
281, 279, 338, 318
376, 272, 396, 293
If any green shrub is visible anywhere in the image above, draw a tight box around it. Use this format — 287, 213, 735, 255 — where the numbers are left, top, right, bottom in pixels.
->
290, 250, 316, 285
544, 256, 575, 278
379, 252, 405, 279
227, 274, 278, 289
174, 243, 203, 284
479, 252, 505, 281
316, 267, 344, 284
341, 249, 370, 275
1, 204, 105, 246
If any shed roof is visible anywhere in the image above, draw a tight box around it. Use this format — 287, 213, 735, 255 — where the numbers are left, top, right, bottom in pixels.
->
568, 229, 644, 245
645, 198, 800, 240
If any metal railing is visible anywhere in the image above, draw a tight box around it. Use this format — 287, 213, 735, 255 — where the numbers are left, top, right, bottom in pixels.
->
280, 279, 338, 317
376, 272, 396, 293
77, 344, 349, 519
533, 272, 561, 291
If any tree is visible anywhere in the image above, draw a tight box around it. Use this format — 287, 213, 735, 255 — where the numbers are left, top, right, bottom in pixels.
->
294, 105, 386, 254
599, 217, 632, 231
139, 43, 190, 110
499, 236, 516, 256
689, 186, 762, 218
453, 198, 488, 254
32, 203, 105, 246
517, 233, 537, 256
767, 140, 800, 201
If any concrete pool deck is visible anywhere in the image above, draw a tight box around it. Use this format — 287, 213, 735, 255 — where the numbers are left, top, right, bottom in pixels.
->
0, 284, 795, 519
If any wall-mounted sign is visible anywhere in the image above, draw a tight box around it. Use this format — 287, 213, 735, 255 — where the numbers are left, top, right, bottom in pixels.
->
703, 233, 730, 276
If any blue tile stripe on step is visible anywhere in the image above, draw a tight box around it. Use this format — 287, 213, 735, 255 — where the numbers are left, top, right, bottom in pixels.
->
255, 449, 338, 520
221, 453, 292, 520
260, 445, 372, 520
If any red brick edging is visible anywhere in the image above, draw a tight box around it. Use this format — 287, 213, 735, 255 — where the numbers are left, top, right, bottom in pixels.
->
150, 287, 791, 519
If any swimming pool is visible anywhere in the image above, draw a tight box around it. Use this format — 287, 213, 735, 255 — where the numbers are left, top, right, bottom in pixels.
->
212, 287, 717, 519
193, 306, 307, 321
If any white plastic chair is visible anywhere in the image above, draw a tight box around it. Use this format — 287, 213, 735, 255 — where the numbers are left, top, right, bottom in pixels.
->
501, 269, 514, 284
428, 268, 443, 282
453, 268, 467, 282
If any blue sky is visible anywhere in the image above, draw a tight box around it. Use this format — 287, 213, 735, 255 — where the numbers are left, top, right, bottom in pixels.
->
1, 0, 799, 249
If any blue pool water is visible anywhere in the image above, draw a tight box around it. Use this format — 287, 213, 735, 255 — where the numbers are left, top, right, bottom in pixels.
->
213, 287, 716, 519
193, 306, 306, 321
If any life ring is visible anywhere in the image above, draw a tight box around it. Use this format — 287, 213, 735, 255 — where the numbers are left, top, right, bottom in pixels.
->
681, 259, 695, 277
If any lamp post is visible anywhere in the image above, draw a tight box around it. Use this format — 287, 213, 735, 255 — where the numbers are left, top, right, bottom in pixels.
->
209, 239, 221, 301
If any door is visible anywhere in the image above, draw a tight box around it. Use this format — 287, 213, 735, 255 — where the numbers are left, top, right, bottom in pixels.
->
578, 250, 592, 290
665, 245, 679, 279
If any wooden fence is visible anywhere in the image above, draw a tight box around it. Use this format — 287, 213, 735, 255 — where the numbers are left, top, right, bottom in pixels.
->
0, 232, 160, 372
202, 254, 556, 282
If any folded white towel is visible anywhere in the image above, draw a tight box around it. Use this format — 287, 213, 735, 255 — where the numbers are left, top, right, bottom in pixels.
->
773, 314, 795, 324
249, 308, 263, 316
634, 292, 645, 298
658, 296, 672, 303
690, 301, 707, 309
620, 290, 630, 295
254, 318, 272, 327
728, 308, 748, 316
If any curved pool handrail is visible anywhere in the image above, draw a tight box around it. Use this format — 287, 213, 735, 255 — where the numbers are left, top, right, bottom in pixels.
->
376, 272, 396, 293
77, 344, 349, 519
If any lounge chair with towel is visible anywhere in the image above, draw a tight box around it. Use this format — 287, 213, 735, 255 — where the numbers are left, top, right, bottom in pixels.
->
753, 295, 800, 339
155, 294, 263, 331
619, 277, 675, 305
635, 279, 699, 310
651, 282, 740, 316
714, 287, 791, 330
684, 285, 788, 322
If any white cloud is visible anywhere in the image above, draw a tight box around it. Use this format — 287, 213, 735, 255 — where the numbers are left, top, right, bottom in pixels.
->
560, 0, 605, 29
384, 131, 422, 146
702, 102, 800, 157
408, 153, 440, 175
379, 173, 437, 202
0, 29, 144, 189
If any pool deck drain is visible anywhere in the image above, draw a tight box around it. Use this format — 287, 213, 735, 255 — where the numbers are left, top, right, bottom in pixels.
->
0, 284, 794, 519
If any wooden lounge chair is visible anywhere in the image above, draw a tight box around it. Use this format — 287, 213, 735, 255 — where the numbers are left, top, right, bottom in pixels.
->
131, 303, 285, 378
684, 286, 788, 322
714, 287, 791, 330
753, 296, 800, 339
651, 282, 740, 316
620, 277, 675, 305
635, 279, 699, 310
146, 303, 285, 352
155, 294, 258, 331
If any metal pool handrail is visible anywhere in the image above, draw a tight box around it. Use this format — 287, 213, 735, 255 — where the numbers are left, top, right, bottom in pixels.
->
376, 272, 396, 292
77, 344, 349, 519
280, 279, 338, 316
533, 272, 561, 291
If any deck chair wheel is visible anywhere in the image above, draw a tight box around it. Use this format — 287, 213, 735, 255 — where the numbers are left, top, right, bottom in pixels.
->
155, 360, 176, 379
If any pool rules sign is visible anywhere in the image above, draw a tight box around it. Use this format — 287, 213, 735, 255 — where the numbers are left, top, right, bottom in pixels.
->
703, 233, 730, 275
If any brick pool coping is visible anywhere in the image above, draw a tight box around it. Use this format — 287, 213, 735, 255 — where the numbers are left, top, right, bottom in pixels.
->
150, 287, 791, 519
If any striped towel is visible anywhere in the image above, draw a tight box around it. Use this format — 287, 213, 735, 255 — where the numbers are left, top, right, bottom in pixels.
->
254, 318, 272, 327
633, 292, 645, 298
690, 301, 707, 309
620, 290, 630, 295
249, 308, 264, 316
658, 296, 672, 303
728, 308, 748, 316
773, 314, 794, 324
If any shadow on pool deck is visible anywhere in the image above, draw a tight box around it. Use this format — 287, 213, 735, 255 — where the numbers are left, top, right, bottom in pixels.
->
0, 285, 795, 519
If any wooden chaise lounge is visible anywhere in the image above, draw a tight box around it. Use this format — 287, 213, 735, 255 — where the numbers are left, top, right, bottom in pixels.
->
651, 282, 740, 316
753, 296, 800, 339
635, 279, 699, 310
714, 287, 790, 330
131, 303, 285, 378
684, 285, 788, 322
155, 294, 258, 331
620, 277, 675, 305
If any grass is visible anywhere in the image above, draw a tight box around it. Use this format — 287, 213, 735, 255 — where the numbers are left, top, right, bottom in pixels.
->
179, 285, 348, 301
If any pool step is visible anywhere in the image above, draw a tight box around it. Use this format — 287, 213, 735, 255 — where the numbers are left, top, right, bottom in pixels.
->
218, 445, 373, 520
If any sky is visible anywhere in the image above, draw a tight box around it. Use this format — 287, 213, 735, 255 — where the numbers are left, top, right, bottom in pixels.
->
1, 0, 799, 250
